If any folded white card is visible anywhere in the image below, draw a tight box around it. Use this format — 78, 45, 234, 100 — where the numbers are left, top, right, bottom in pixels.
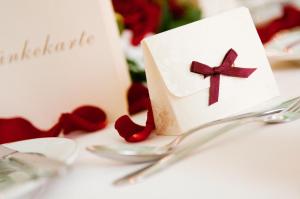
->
0, 0, 130, 128
142, 7, 279, 135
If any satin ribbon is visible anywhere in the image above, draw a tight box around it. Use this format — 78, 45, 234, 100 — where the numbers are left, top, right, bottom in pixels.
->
257, 4, 300, 44
190, 49, 256, 105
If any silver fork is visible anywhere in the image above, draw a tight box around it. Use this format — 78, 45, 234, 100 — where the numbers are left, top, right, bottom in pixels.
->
0, 159, 37, 191
87, 97, 299, 164
114, 98, 300, 186
0, 146, 67, 191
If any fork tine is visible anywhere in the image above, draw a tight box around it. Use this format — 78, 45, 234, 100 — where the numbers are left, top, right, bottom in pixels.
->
289, 100, 300, 113
286, 100, 300, 112
284, 98, 300, 113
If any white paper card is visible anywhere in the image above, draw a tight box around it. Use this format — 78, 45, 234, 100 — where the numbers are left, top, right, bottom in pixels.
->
0, 0, 130, 128
142, 7, 279, 135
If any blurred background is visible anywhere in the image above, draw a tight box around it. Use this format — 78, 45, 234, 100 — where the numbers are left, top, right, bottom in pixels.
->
111, 0, 300, 83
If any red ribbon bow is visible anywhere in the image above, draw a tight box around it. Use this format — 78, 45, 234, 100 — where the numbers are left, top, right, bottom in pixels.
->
190, 49, 256, 105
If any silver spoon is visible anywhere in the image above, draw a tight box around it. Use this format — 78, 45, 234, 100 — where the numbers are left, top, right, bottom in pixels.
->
87, 97, 300, 164
113, 98, 300, 186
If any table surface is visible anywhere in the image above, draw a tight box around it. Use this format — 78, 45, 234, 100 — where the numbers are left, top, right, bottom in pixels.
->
39, 61, 300, 199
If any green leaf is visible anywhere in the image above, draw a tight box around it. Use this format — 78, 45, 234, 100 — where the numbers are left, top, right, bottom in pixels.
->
158, 1, 202, 32
127, 59, 146, 83
115, 13, 125, 34
158, 1, 173, 32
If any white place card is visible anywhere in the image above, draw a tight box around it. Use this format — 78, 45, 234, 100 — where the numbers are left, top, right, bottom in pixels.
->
142, 7, 279, 135
0, 0, 130, 128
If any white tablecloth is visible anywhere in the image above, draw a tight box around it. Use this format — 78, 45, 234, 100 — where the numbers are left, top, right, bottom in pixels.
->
40, 61, 300, 199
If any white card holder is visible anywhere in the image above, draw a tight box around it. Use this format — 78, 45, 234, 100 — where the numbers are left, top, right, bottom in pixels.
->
0, 0, 130, 128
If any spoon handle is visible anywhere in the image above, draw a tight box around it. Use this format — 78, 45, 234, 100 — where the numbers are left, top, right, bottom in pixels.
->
172, 97, 300, 146
169, 108, 282, 148
113, 120, 253, 186
113, 97, 300, 185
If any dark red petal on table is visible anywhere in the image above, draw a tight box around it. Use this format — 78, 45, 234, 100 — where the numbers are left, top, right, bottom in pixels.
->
60, 106, 107, 134
127, 83, 150, 115
257, 4, 300, 44
0, 83, 153, 144
0, 118, 61, 144
0, 106, 107, 144
115, 99, 155, 143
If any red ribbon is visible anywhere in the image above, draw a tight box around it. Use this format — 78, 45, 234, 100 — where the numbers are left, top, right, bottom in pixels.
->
190, 49, 256, 105
0, 106, 107, 144
257, 4, 300, 44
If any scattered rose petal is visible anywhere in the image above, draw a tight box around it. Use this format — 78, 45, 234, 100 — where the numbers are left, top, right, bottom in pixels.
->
257, 4, 300, 44
0, 106, 107, 144
115, 99, 155, 142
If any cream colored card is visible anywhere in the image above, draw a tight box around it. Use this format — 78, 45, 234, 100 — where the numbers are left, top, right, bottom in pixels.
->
0, 0, 131, 128
142, 7, 279, 135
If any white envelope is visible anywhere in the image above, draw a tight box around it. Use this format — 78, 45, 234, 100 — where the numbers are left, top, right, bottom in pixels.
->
0, 0, 130, 128
142, 7, 279, 136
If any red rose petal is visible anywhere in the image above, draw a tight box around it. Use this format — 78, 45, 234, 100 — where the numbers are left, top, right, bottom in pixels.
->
60, 106, 107, 134
0, 106, 107, 144
0, 118, 61, 144
112, 0, 161, 45
115, 99, 155, 143
127, 83, 149, 115
257, 4, 300, 44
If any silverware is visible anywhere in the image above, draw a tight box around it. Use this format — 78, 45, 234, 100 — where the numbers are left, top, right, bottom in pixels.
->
113, 98, 300, 186
0, 145, 67, 191
0, 159, 36, 191
87, 97, 300, 164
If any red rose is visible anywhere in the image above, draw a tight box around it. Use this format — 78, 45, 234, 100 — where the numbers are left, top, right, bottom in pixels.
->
112, 0, 161, 45
168, 0, 185, 19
